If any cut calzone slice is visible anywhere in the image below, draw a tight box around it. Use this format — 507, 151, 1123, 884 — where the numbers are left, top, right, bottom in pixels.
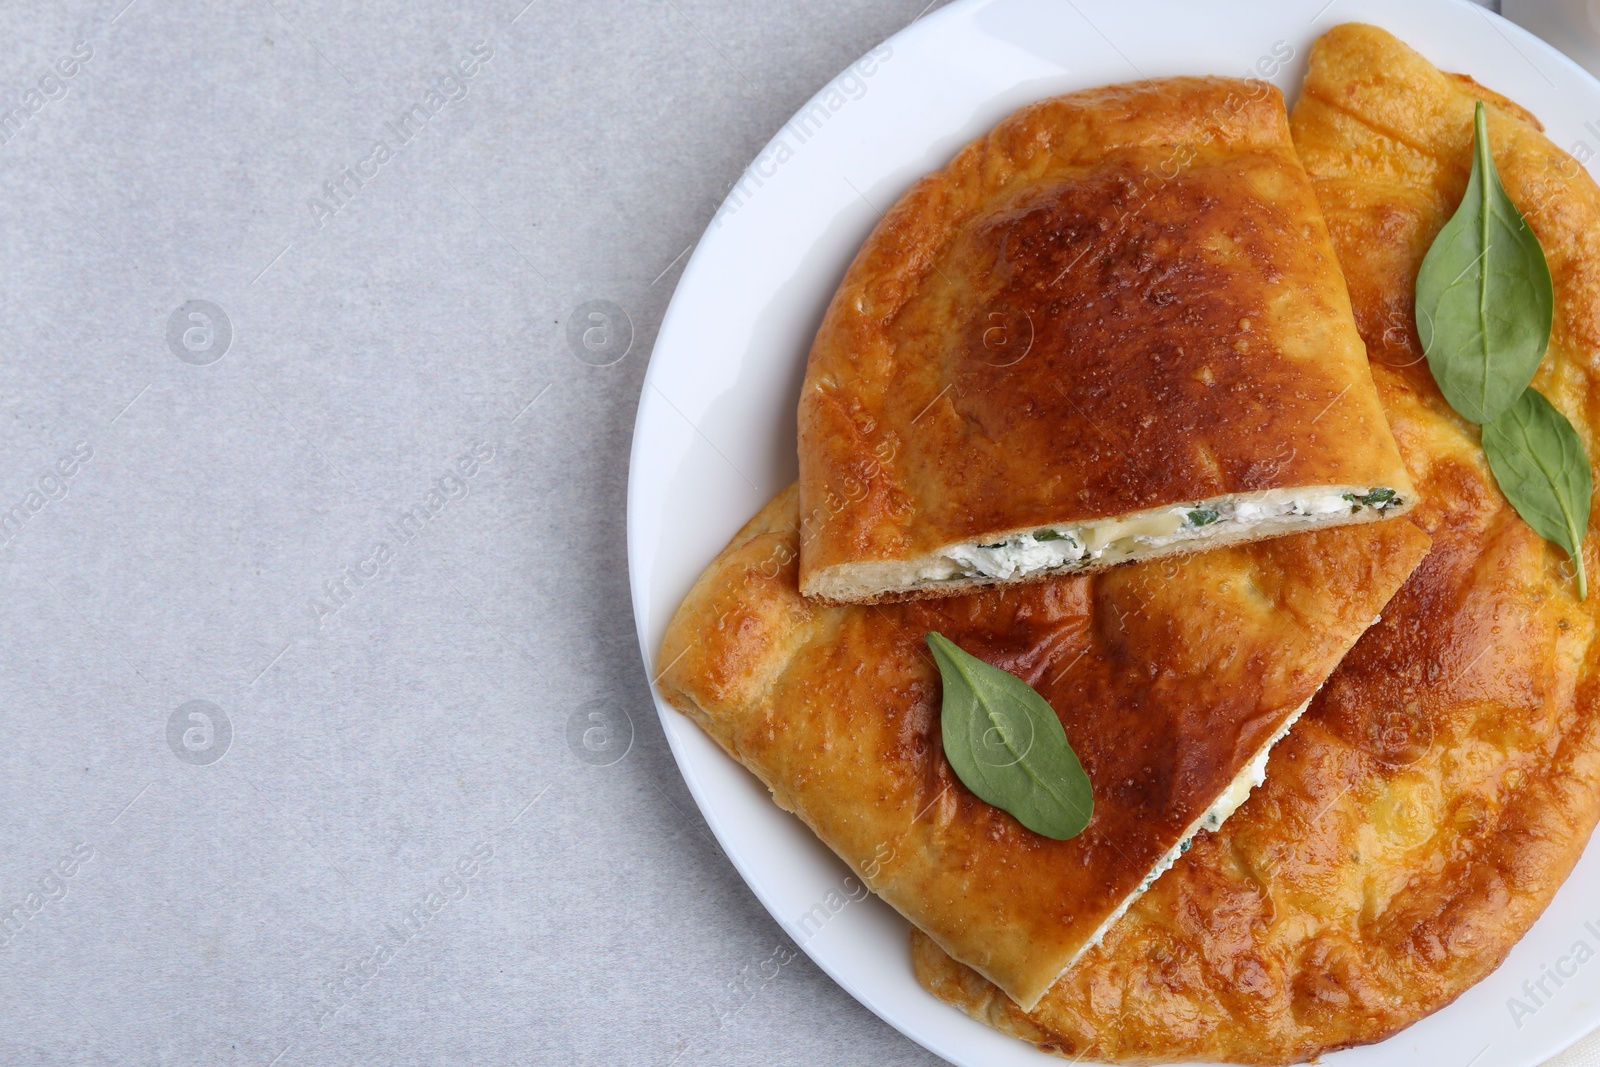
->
658, 484, 1427, 1010
799, 76, 1415, 604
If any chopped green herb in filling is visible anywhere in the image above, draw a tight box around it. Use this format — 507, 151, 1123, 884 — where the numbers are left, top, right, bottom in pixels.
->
1187, 507, 1220, 527
1032, 529, 1067, 542
1342, 487, 1398, 509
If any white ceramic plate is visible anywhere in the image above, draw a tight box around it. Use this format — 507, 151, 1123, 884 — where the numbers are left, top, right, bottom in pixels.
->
627, 2, 1600, 1063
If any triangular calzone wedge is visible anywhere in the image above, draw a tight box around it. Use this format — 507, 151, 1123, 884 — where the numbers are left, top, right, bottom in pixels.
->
659, 485, 1428, 1009
799, 76, 1415, 604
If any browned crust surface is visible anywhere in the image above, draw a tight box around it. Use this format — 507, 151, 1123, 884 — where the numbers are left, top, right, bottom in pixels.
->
797, 75, 1413, 602
911, 24, 1600, 1064
659, 484, 1426, 1010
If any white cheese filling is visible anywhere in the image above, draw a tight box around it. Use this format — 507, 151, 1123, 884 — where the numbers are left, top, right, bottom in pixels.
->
1065, 693, 1315, 968
935, 487, 1401, 583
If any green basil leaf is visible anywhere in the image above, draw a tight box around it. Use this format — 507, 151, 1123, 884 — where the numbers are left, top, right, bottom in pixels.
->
1482, 388, 1591, 599
1187, 507, 1219, 527
925, 631, 1093, 840
1415, 101, 1553, 424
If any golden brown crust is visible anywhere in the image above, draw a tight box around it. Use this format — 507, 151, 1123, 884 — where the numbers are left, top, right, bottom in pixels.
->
911, 24, 1600, 1064
660, 484, 1427, 1010
797, 76, 1414, 602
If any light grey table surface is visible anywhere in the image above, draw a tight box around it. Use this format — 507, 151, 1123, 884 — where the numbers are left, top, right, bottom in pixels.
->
5, 1, 1591, 1066
0, 0, 964, 1063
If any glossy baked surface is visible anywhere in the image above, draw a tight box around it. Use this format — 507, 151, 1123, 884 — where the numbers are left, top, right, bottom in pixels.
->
658, 483, 1426, 1009
798, 75, 1413, 602
912, 23, 1600, 1064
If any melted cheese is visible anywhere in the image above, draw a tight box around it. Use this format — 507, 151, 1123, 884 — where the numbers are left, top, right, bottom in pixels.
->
942, 487, 1399, 582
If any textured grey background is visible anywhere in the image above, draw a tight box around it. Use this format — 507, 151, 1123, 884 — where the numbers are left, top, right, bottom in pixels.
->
4, 0, 1590, 1066
0, 0, 960, 1063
